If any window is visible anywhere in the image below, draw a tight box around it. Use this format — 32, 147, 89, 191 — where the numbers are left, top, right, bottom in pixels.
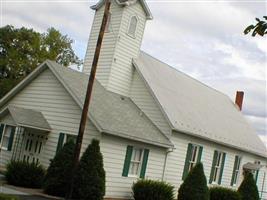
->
56, 133, 77, 152
231, 155, 242, 186
0, 125, 15, 151
129, 147, 143, 176
128, 16, 138, 37
105, 12, 111, 32
210, 151, 226, 184
182, 143, 203, 180
122, 145, 149, 178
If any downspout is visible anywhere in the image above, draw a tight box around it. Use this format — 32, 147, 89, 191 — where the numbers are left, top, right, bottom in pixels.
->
162, 147, 175, 181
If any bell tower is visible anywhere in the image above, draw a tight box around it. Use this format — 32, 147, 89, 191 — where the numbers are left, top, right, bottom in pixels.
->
82, 0, 152, 96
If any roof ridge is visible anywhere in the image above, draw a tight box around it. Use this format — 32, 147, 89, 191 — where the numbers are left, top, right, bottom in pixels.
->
140, 51, 233, 100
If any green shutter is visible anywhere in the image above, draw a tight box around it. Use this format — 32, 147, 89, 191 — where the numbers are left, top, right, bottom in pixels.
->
0, 124, 4, 143
209, 150, 218, 184
255, 170, 259, 183
231, 155, 239, 186
218, 153, 226, 185
182, 143, 193, 180
7, 126, 15, 151
197, 146, 203, 163
140, 149, 149, 178
122, 145, 133, 177
56, 133, 65, 153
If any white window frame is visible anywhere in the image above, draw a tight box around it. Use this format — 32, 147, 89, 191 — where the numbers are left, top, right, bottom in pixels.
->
0, 124, 15, 151
232, 156, 242, 186
127, 15, 138, 38
128, 147, 144, 177
188, 145, 200, 171
212, 151, 224, 184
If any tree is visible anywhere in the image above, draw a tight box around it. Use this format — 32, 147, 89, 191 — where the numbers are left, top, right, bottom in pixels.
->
0, 25, 81, 98
238, 172, 259, 200
244, 16, 267, 37
178, 163, 209, 200
43, 140, 75, 197
74, 139, 105, 200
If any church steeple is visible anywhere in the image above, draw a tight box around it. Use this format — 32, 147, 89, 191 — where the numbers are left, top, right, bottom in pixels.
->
82, 0, 152, 96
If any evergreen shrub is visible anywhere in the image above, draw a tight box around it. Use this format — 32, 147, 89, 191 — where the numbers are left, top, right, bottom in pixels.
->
5, 160, 45, 188
210, 187, 241, 200
238, 172, 259, 200
43, 140, 75, 197
132, 179, 174, 200
178, 162, 209, 200
74, 139, 105, 200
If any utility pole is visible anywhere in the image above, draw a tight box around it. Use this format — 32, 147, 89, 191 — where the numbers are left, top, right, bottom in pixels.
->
66, 0, 111, 199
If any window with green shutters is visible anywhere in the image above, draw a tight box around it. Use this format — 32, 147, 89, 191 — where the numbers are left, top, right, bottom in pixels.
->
182, 143, 203, 180
122, 145, 149, 178
231, 155, 242, 186
209, 150, 226, 185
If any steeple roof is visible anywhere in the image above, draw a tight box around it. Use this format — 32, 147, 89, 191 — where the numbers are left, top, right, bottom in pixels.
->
91, 0, 153, 20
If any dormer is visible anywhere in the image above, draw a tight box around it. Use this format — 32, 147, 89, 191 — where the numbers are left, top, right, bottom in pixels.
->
83, 0, 152, 96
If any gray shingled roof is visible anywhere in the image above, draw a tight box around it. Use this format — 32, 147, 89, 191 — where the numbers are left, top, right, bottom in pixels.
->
133, 51, 266, 157
0, 106, 51, 131
46, 61, 172, 148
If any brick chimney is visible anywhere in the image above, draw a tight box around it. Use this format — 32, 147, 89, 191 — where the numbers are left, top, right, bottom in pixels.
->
235, 91, 244, 111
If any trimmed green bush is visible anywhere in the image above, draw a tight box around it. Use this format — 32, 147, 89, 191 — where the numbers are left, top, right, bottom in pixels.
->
74, 139, 105, 200
0, 193, 19, 200
5, 160, 45, 188
238, 172, 259, 200
43, 140, 75, 197
132, 179, 174, 200
178, 162, 209, 200
210, 187, 241, 200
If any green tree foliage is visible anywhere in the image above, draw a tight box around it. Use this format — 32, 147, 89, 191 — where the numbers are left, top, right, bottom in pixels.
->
132, 179, 175, 200
0, 25, 81, 98
43, 140, 75, 197
238, 172, 259, 200
178, 162, 209, 200
74, 139, 105, 200
244, 16, 267, 37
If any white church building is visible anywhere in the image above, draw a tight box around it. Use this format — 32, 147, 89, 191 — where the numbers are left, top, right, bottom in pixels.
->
0, 0, 266, 199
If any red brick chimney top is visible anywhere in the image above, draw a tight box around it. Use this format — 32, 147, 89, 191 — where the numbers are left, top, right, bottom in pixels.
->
235, 91, 244, 111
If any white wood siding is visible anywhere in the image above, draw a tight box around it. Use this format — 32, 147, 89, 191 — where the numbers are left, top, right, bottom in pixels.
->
107, 2, 147, 96
83, 1, 147, 97
83, 1, 124, 88
0, 69, 100, 168
164, 131, 267, 197
100, 134, 166, 199
130, 70, 172, 137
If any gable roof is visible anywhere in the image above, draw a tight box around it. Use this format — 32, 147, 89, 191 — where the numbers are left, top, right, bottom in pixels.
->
133, 51, 267, 157
0, 105, 51, 131
91, 0, 153, 20
0, 60, 172, 148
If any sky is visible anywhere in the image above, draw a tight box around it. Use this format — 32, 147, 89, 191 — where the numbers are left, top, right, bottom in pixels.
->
1, 0, 267, 147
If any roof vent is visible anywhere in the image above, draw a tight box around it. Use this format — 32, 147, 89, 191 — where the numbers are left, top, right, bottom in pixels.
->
235, 91, 244, 111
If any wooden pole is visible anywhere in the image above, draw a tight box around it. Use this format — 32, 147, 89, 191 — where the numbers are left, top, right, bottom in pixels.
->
65, 1, 111, 199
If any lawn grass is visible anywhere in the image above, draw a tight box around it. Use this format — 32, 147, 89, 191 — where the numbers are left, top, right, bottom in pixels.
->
0, 193, 19, 200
